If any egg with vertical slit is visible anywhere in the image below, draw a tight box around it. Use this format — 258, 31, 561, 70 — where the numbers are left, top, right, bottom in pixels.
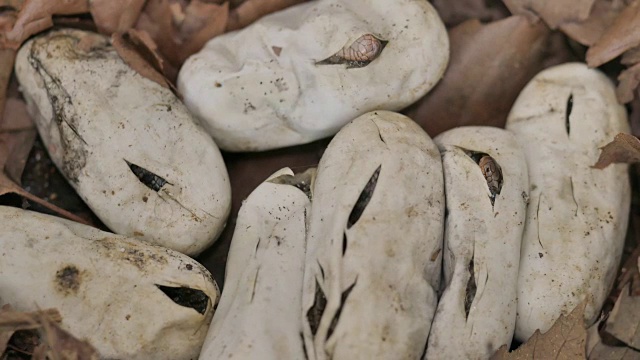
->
300, 110, 444, 360
426, 127, 528, 360
178, 0, 449, 151
14, 29, 231, 256
505, 62, 630, 342
199, 168, 313, 360
0, 205, 219, 359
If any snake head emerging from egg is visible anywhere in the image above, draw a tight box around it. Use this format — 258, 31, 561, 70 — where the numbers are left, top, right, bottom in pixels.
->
478, 155, 503, 204
316, 34, 388, 68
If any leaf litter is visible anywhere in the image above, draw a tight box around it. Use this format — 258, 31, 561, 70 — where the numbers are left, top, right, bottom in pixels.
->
491, 302, 588, 359
606, 283, 640, 349
3, 1, 640, 359
0, 5, 89, 225
505, 0, 640, 104
0, 304, 100, 359
593, 133, 640, 169
404, 15, 573, 137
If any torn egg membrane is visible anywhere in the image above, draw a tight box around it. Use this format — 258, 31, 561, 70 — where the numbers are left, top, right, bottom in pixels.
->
198, 168, 312, 360
426, 127, 528, 360
178, 0, 449, 151
0, 205, 219, 360
301, 111, 444, 360
14, 29, 231, 256
506, 63, 630, 342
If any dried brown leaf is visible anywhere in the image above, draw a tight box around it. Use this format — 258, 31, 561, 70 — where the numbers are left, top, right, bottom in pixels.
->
560, 0, 627, 46
38, 314, 99, 360
622, 44, 640, 65
1, 94, 35, 184
226, 0, 308, 31
89, 0, 146, 35
0, 63, 89, 224
503, 0, 596, 29
3, 0, 88, 48
111, 30, 176, 91
0, 307, 61, 332
1, 307, 98, 359
587, 1, 640, 67
617, 243, 640, 297
0, 304, 14, 354
618, 62, 640, 103
0, 304, 62, 356
429, 0, 510, 27
607, 283, 640, 348
0, 1, 24, 9
136, 0, 229, 68
491, 302, 587, 359
0, 10, 15, 108
0, 330, 12, 355
593, 133, 640, 169
177, 1, 229, 63
405, 16, 561, 137
586, 322, 640, 359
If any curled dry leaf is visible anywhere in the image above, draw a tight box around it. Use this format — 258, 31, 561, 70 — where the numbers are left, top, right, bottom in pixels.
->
622, 45, 640, 65
491, 302, 587, 360
560, 0, 628, 46
89, 0, 146, 34
2, 0, 146, 48
429, 0, 509, 27
618, 62, 640, 104
586, 322, 640, 359
36, 312, 100, 360
226, 0, 309, 31
135, 0, 229, 68
405, 16, 553, 137
2, 83, 35, 184
606, 282, 640, 349
0, 8, 16, 105
503, 0, 596, 28
0, 306, 62, 331
617, 235, 640, 297
0, 1, 24, 9
111, 29, 177, 91
0, 305, 62, 357
593, 133, 640, 169
2, 0, 88, 48
586, 1, 640, 67
0, 10, 89, 225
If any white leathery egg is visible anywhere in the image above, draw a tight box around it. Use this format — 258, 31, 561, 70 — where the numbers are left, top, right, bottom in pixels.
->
0, 206, 219, 360
301, 111, 444, 360
14, 29, 231, 256
506, 62, 631, 341
426, 127, 528, 360
178, 0, 449, 151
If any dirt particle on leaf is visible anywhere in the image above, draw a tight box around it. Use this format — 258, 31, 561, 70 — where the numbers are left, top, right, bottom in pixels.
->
55, 265, 82, 295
